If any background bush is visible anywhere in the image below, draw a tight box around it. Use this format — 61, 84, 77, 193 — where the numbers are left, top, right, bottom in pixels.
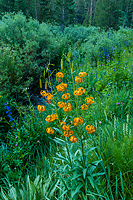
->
0, 12, 133, 102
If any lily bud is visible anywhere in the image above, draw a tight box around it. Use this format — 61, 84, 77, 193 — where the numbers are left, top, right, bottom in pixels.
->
61, 59, 63, 70
40, 79, 42, 89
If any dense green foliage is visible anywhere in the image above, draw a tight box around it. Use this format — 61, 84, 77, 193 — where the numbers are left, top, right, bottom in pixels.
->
0, 12, 67, 100
0, 0, 133, 30
0, 12, 133, 103
94, 0, 121, 30
54, 0, 75, 31
0, 11, 133, 200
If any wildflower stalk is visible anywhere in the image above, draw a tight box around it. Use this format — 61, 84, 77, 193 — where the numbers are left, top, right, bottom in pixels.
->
70, 62, 79, 116
47, 71, 63, 128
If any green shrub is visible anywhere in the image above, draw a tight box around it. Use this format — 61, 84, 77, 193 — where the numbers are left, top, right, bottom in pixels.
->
0, 46, 34, 101
71, 27, 133, 67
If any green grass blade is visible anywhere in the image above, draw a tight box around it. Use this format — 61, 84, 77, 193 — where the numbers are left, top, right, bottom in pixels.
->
120, 171, 125, 200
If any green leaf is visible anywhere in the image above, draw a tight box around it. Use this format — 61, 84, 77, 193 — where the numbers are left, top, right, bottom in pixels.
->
74, 149, 81, 157
59, 175, 69, 191
88, 160, 102, 173
87, 176, 95, 188
9, 186, 17, 200
92, 172, 105, 177
115, 175, 118, 199
86, 191, 106, 199
53, 153, 70, 164
85, 147, 97, 156
71, 172, 82, 181
58, 190, 68, 199
1, 188, 9, 200
71, 183, 83, 198
52, 137, 65, 146
83, 168, 87, 179
47, 180, 60, 198
120, 171, 125, 199
33, 175, 41, 187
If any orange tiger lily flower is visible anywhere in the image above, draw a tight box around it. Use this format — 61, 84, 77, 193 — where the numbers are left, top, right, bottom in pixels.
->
62, 124, 70, 131
75, 76, 81, 84
46, 127, 54, 134
81, 104, 88, 110
45, 115, 52, 122
78, 87, 86, 94
85, 97, 94, 104
40, 90, 47, 97
70, 136, 78, 143
74, 117, 83, 125
63, 130, 73, 137
56, 72, 64, 78
56, 83, 67, 92
78, 72, 87, 78
85, 125, 95, 134
62, 93, 70, 100
37, 105, 46, 112
46, 94, 54, 101
73, 90, 83, 96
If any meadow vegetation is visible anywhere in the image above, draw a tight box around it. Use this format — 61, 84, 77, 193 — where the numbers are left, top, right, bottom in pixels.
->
0, 12, 133, 200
